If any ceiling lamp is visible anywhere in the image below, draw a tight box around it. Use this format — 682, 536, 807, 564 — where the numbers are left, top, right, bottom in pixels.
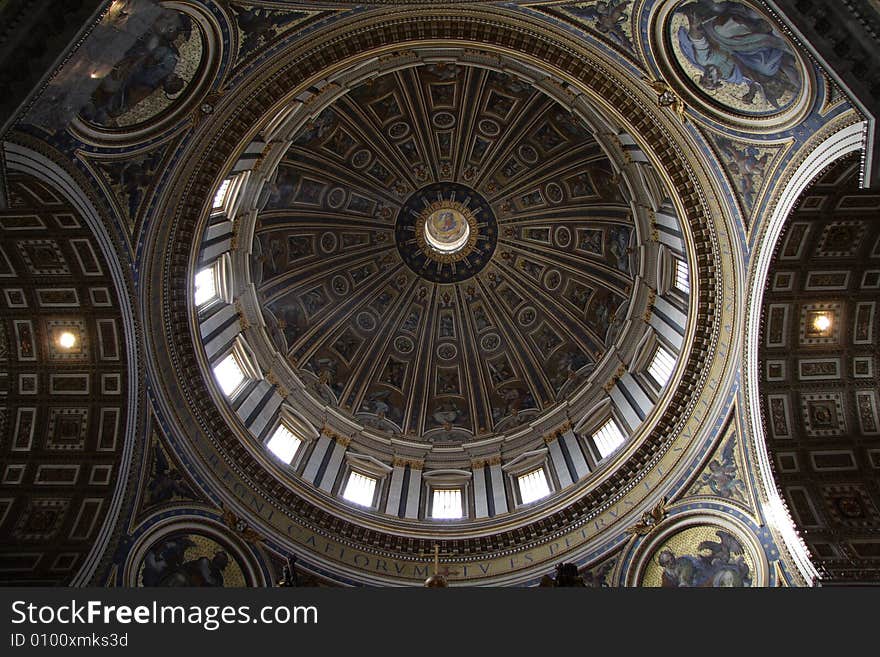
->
812, 313, 832, 334
57, 331, 77, 349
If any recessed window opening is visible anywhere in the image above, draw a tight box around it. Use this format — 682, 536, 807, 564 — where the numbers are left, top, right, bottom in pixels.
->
674, 258, 690, 294
342, 471, 377, 507
212, 178, 232, 211
194, 266, 217, 306
213, 353, 245, 397
266, 424, 302, 464
593, 418, 626, 460
518, 468, 551, 504
647, 345, 676, 387
431, 488, 463, 519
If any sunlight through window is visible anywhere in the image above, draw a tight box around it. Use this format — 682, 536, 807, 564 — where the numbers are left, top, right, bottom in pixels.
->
266, 424, 302, 465
213, 353, 245, 397
343, 471, 377, 507
648, 345, 676, 387
212, 178, 232, 211
593, 418, 625, 460
518, 468, 550, 504
431, 488, 463, 519
194, 267, 217, 306
675, 258, 690, 294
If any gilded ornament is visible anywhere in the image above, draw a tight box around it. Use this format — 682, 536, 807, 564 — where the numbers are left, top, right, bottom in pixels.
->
643, 78, 688, 123
627, 498, 668, 536
222, 506, 263, 544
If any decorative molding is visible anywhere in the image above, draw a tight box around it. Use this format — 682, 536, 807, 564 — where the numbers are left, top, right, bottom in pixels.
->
626, 497, 668, 537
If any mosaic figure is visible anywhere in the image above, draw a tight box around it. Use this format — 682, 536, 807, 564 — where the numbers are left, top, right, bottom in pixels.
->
694, 438, 747, 501
563, 1, 634, 51
82, 10, 194, 126
145, 441, 194, 506
672, 0, 802, 111
657, 530, 752, 587
141, 536, 232, 587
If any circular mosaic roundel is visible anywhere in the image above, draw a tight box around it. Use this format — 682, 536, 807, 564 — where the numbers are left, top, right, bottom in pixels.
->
639, 524, 757, 588
137, 532, 249, 587
395, 182, 497, 283
664, 0, 805, 118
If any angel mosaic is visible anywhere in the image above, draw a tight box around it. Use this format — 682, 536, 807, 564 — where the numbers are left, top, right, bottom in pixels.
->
607, 225, 632, 274
145, 441, 194, 507
360, 389, 403, 425
232, 6, 309, 59
492, 386, 537, 422
265, 166, 301, 210
582, 559, 615, 587
586, 291, 622, 340
429, 399, 468, 430
424, 63, 461, 86
713, 136, 773, 211
547, 348, 592, 391
102, 150, 165, 222
562, 1, 635, 52
691, 437, 747, 501
577, 229, 603, 255
293, 107, 337, 147
487, 356, 515, 386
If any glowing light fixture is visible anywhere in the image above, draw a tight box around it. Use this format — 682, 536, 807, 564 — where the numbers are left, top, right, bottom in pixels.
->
57, 331, 77, 349
812, 313, 832, 333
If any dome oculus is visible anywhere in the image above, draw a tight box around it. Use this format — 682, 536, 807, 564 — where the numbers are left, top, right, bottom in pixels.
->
397, 182, 495, 281
424, 205, 471, 253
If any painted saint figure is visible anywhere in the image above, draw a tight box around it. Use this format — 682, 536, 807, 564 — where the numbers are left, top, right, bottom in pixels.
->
563, 0, 634, 51
657, 530, 752, 587
141, 537, 231, 587
82, 10, 193, 126
674, 0, 801, 109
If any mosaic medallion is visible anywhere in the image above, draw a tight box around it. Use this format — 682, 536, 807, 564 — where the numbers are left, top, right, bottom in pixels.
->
655, 0, 809, 127
395, 182, 497, 283
639, 524, 757, 587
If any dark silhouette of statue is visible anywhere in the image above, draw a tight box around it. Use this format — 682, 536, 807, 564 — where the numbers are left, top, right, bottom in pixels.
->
277, 554, 299, 587
539, 562, 586, 586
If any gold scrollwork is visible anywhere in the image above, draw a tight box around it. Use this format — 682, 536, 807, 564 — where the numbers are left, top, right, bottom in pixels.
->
627, 497, 669, 537
222, 506, 263, 544
643, 78, 687, 124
